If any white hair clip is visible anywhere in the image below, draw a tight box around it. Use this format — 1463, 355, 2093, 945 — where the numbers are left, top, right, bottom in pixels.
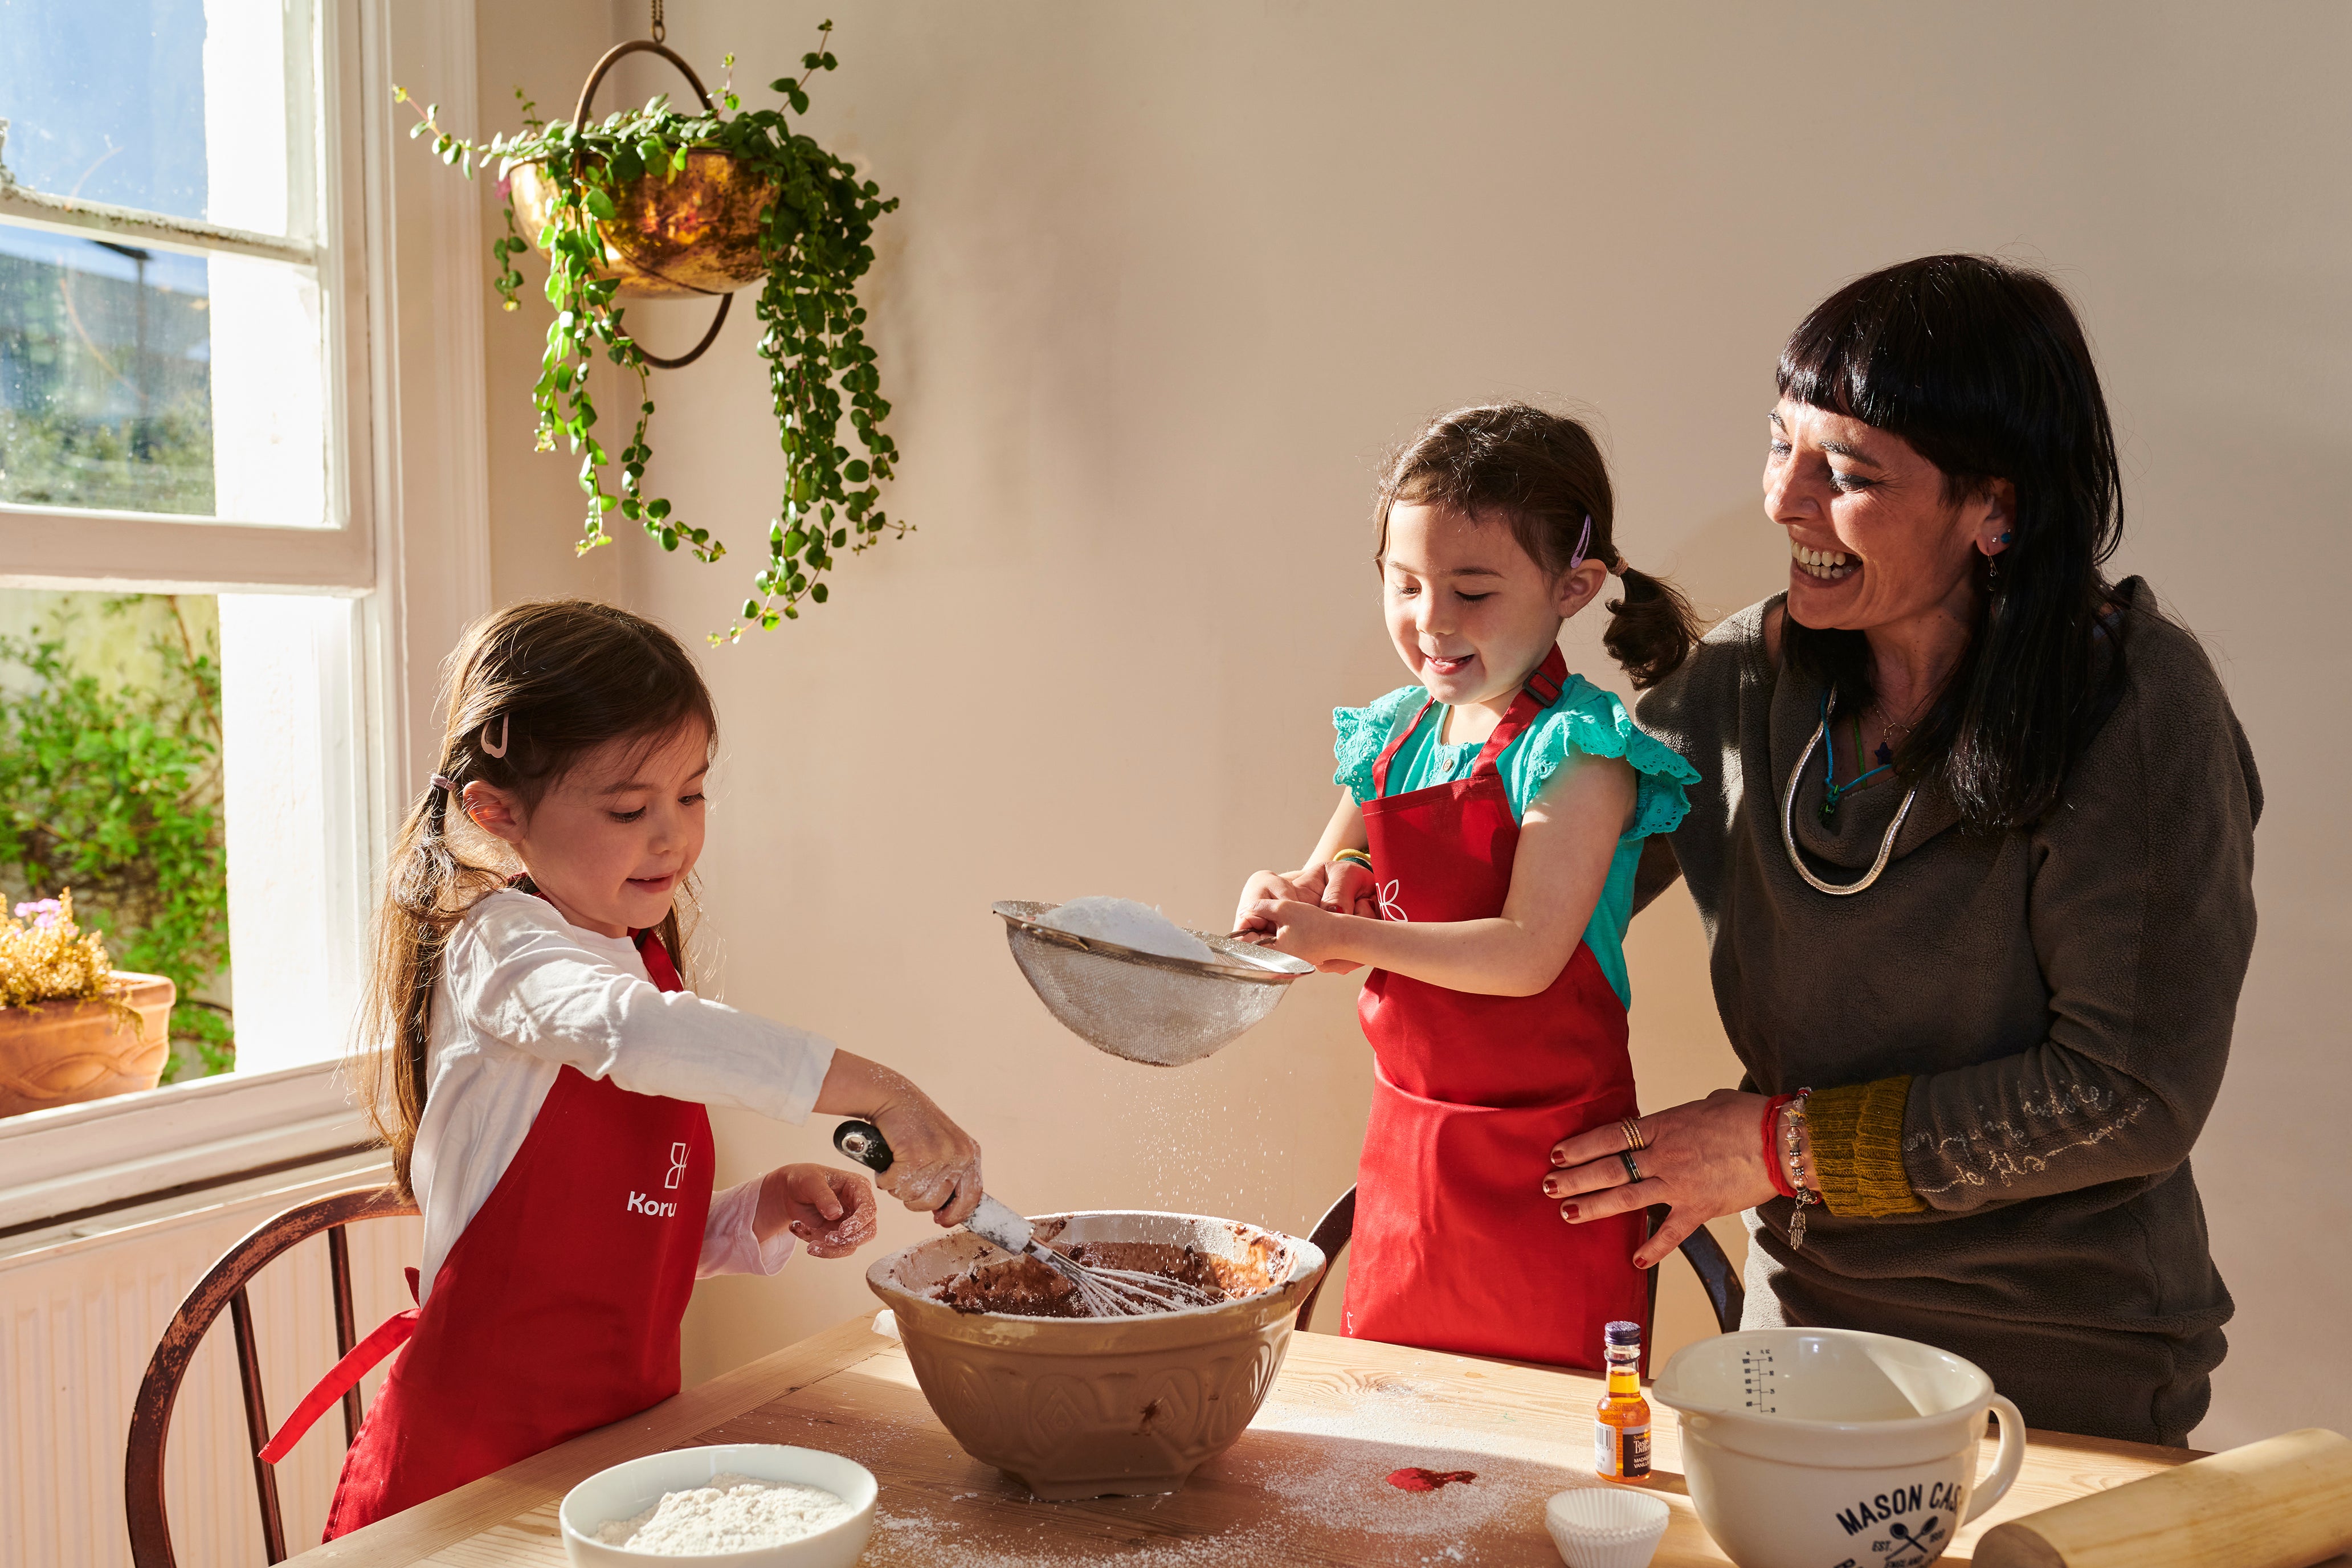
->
480, 714, 510, 758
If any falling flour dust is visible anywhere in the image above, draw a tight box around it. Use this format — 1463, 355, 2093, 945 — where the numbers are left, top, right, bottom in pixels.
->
594, 1473, 853, 1554
1039, 897, 1215, 963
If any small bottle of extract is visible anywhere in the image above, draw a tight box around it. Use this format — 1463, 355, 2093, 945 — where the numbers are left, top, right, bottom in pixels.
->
1594, 1318, 1652, 1484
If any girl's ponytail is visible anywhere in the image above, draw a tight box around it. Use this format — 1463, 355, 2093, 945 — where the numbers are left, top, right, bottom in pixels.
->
350, 599, 718, 1200
1603, 564, 1702, 690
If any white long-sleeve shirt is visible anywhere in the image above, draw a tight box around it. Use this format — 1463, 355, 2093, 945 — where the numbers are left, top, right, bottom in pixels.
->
407, 889, 838, 1304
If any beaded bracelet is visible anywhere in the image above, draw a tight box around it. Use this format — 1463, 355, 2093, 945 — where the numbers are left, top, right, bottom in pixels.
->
1781, 1089, 1819, 1251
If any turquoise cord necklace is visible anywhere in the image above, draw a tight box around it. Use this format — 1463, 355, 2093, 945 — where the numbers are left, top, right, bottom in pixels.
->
1819, 691, 1893, 826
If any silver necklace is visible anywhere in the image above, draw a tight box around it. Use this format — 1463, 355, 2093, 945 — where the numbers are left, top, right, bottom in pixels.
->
1782, 693, 1920, 896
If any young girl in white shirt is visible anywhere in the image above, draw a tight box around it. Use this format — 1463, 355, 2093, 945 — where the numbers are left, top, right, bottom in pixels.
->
263, 599, 984, 1537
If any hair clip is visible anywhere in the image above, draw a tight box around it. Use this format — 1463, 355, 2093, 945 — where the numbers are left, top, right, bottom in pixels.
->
1568, 513, 1595, 571
480, 714, 510, 758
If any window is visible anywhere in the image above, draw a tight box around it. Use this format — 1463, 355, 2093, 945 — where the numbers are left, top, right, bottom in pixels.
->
0, 0, 489, 1225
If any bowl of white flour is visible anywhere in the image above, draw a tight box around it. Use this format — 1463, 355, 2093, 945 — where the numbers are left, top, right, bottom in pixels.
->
558, 1443, 876, 1565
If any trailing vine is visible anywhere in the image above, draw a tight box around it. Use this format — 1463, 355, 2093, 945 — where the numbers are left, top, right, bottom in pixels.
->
398, 21, 903, 640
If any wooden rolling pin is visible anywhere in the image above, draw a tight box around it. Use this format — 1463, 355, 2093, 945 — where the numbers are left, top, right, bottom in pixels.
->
1975, 1427, 2352, 1568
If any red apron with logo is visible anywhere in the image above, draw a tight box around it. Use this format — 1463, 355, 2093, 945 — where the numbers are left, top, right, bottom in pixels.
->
260, 917, 713, 1538
1340, 646, 1648, 1370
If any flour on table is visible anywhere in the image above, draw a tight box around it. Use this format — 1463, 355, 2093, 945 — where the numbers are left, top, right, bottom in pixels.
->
1038, 897, 1215, 963
594, 1473, 852, 1553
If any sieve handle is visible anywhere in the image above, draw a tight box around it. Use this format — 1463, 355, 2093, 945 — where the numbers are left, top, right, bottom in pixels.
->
831, 1119, 1036, 1257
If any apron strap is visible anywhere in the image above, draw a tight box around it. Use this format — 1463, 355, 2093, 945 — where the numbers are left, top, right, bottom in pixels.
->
1471, 645, 1569, 778
1370, 697, 1442, 799
256, 1272, 424, 1464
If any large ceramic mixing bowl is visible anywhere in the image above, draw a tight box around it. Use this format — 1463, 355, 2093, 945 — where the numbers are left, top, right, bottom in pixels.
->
867, 1211, 1324, 1500
1652, 1328, 2025, 1568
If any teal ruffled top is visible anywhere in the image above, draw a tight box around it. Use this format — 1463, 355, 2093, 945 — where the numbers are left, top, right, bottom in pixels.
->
1333, 672, 1701, 1009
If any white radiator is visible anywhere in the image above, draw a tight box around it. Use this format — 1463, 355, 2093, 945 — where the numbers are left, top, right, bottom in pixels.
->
0, 1159, 421, 1568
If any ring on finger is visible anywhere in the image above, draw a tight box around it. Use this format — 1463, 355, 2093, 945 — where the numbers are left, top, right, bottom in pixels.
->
1619, 1150, 1644, 1184
1618, 1116, 1647, 1152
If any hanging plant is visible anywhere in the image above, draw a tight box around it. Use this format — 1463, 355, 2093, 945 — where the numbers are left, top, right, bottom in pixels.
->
398, 19, 903, 640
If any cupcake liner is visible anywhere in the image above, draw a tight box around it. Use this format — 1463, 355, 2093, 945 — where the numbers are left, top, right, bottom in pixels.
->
1545, 1486, 1671, 1568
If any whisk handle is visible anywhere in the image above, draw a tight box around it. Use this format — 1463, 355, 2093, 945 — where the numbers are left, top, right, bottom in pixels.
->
832, 1120, 1038, 1257
833, 1118, 893, 1173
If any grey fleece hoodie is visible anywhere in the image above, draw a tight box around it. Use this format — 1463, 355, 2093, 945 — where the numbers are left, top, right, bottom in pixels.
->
1635, 579, 2260, 1446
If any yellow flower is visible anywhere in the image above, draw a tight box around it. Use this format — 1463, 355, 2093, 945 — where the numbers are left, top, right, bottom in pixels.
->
0, 890, 121, 1011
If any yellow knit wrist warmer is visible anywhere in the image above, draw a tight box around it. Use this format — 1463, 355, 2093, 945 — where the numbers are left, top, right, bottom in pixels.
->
1806, 1076, 1926, 1218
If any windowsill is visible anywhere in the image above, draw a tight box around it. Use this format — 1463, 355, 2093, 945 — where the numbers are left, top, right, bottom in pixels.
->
0, 1148, 393, 1271
0, 1057, 371, 1234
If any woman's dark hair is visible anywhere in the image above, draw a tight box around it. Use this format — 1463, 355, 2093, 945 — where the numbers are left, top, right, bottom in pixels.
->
1375, 403, 1701, 689
1778, 254, 2125, 826
353, 599, 718, 1198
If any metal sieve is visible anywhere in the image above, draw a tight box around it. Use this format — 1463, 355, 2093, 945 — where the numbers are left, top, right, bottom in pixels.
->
993, 900, 1314, 1067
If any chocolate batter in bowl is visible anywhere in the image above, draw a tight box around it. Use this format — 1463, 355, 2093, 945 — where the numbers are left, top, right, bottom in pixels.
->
866, 1211, 1326, 1500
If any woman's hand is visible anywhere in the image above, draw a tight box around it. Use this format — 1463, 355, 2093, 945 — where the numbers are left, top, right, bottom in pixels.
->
1322, 860, 1378, 918
756, 1164, 878, 1257
814, 1052, 986, 1228
1544, 1088, 1780, 1269
1242, 897, 1366, 974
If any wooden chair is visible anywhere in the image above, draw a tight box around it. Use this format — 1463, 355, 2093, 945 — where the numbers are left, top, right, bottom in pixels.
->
125, 1185, 417, 1568
1292, 1183, 1745, 1341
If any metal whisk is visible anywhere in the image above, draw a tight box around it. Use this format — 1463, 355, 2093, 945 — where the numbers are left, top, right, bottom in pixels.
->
833, 1121, 1222, 1316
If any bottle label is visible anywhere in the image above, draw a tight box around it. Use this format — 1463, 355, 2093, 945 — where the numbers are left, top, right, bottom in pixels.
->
1595, 1422, 1652, 1478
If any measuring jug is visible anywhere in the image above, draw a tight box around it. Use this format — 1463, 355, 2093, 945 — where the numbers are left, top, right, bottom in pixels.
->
1652, 1328, 2024, 1568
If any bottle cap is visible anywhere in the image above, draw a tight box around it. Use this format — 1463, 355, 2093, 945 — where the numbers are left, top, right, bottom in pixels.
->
1604, 1320, 1642, 1345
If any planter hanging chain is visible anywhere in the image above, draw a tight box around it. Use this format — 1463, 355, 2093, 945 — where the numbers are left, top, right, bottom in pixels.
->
570, 5, 730, 368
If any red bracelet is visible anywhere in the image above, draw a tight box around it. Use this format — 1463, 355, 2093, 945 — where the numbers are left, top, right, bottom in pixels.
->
1761, 1094, 1799, 1199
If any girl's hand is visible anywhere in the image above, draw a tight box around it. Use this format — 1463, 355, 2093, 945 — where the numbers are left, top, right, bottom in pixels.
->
870, 1088, 986, 1229
814, 1052, 986, 1229
757, 1164, 879, 1257
1244, 897, 1365, 974
1234, 866, 1326, 935
1542, 1088, 1779, 1269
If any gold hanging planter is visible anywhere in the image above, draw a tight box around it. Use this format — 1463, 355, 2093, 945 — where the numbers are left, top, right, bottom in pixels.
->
508, 36, 775, 367
508, 148, 776, 301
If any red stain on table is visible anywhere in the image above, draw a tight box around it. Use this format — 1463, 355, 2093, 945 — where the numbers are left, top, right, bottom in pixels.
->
1385, 1467, 1478, 1491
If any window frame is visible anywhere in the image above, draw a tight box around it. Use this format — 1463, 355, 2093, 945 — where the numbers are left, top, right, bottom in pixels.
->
0, 0, 490, 1224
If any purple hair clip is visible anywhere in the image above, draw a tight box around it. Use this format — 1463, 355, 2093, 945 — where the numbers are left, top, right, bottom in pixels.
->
1569, 513, 1594, 571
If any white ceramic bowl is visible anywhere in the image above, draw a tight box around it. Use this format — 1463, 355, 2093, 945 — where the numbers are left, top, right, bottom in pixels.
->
1546, 1486, 1671, 1568
558, 1443, 877, 1567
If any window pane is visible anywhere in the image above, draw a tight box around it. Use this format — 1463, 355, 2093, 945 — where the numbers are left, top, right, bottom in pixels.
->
0, 0, 309, 236
0, 224, 215, 514
0, 588, 233, 1093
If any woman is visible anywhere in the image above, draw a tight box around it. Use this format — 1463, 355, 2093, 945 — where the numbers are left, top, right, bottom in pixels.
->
1547, 255, 2259, 1446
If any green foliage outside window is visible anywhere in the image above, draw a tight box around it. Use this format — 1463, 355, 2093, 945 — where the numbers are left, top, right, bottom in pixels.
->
0, 595, 231, 1080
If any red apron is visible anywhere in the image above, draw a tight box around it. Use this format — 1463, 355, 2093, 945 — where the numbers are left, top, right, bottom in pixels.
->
1340, 646, 1648, 1370
260, 916, 713, 1539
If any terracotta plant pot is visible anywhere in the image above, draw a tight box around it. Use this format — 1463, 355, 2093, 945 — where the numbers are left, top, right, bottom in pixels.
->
866, 1211, 1325, 1501
508, 150, 779, 299
0, 973, 174, 1120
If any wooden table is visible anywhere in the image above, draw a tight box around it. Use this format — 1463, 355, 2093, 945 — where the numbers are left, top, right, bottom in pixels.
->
288, 1315, 2212, 1567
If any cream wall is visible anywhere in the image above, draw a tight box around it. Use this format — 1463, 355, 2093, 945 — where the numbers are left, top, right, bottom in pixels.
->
470, 2, 2351, 1448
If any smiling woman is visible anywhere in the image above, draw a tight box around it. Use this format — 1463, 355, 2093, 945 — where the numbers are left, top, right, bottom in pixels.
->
1550, 256, 2263, 1447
